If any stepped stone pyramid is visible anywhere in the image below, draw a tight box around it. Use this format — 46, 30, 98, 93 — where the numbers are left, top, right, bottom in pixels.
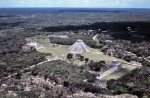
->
68, 39, 91, 53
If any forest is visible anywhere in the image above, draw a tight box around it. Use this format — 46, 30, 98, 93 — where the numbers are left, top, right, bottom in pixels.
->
42, 22, 150, 39
0, 21, 150, 97
0, 23, 51, 79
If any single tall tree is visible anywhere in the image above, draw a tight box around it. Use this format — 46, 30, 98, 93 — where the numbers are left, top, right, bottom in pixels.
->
67, 53, 73, 60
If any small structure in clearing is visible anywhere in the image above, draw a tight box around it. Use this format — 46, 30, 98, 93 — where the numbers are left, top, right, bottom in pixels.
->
130, 61, 142, 66
23, 42, 45, 50
108, 60, 120, 69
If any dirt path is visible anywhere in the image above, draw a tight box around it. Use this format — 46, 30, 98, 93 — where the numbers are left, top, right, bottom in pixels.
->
92, 34, 98, 40
0, 61, 48, 80
0, 58, 59, 82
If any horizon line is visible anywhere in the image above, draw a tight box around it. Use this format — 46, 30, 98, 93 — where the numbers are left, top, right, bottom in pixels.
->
0, 7, 150, 9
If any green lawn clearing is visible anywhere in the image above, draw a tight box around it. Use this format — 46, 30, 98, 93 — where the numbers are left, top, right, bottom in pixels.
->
24, 34, 139, 88
36, 42, 137, 87
37, 45, 69, 59
26, 35, 50, 44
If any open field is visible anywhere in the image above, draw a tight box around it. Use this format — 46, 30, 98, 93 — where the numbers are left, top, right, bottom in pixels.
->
37, 44, 137, 87
33, 36, 137, 87
37, 45, 69, 59
37, 44, 131, 64
25, 36, 50, 44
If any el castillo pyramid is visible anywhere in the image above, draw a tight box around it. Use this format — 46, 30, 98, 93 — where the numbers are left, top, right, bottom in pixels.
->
68, 39, 91, 53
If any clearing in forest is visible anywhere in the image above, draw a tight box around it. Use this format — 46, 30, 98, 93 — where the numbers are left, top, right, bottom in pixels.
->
26, 35, 137, 87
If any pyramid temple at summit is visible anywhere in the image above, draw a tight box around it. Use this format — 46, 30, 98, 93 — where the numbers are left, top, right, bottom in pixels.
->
68, 39, 91, 54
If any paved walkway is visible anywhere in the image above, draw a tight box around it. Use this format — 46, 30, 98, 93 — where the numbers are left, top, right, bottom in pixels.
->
92, 34, 98, 40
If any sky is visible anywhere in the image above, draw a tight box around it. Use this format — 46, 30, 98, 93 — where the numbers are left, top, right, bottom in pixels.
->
0, 0, 150, 8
